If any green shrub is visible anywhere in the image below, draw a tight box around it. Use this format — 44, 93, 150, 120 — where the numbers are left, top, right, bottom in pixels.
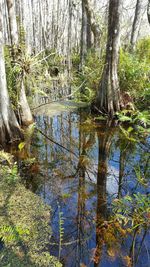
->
119, 49, 150, 109
136, 37, 150, 62
72, 50, 104, 103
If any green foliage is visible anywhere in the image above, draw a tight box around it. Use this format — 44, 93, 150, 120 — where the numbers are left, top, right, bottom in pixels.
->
0, 151, 20, 184
0, 150, 13, 166
72, 50, 104, 103
4, 45, 53, 110
0, 225, 29, 243
113, 193, 150, 230
119, 48, 150, 109
136, 37, 150, 63
44, 48, 64, 73
117, 110, 150, 129
71, 51, 80, 69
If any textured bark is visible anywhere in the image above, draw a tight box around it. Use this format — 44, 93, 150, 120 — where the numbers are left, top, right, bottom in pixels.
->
0, 4, 21, 146
148, 0, 150, 25
84, 0, 101, 49
80, 0, 87, 70
19, 78, 33, 126
6, 0, 18, 46
67, 0, 73, 94
95, 0, 122, 117
6, 0, 33, 126
130, 0, 143, 51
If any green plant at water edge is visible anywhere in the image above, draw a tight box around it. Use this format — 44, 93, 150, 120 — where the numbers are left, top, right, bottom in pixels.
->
0, 151, 20, 184
116, 110, 150, 125
112, 193, 150, 265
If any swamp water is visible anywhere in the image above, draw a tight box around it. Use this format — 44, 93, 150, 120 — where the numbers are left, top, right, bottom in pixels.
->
0, 103, 150, 267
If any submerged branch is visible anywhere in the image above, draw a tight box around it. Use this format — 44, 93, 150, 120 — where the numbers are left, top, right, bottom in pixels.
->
36, 127, 78, 158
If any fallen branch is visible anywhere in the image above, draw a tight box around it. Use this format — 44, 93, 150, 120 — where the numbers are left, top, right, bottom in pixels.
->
36, 127, 78, 158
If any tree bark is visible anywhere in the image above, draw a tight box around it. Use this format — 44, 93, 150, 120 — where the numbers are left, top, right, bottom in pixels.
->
84, 0, 101, 49
6, 0, 33, 126
95, 0, 122, 117
130, 0, 143, 51
0, 4, 21, 146
6, 0, 18, 46
80, 0, 87, 70
19, 78, 33, 126
147, 0, 150, 25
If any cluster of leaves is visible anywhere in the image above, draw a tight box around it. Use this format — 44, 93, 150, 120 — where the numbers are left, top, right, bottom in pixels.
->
119, 39, 150, 109
0, 151, 20, 184
4, 44, 54, 109
116, 110, 150, 140
112, 193, 150, 231
72, 50, 104, 103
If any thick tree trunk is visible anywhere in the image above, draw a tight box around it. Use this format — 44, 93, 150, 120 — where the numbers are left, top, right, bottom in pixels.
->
130, 0, 143, 51
148, 0, 150, 25
6, 0, 33, 126
6, 0, 18, 46
0, 5, 21, 146
19, 78, 33, 126
95, 0, 122, 117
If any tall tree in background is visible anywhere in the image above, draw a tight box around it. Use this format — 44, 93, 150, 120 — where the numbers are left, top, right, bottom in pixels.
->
0, 3, 21, 145
67, 0, 73, 93
130, 0, 143, 51
6, 0, 18, 46
80, 0, 87, 70
95, 0, 122, 116
84, 0, 101, 49
147, 0, 150, 24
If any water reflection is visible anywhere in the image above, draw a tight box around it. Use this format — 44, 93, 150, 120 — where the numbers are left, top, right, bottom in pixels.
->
20, 109, 149, 267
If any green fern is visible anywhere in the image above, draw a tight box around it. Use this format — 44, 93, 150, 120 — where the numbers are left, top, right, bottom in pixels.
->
57, 203, 64, 260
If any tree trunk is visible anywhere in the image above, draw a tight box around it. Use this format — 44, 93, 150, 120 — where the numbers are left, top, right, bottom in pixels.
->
80, 0, 87, 70
147, 0, 150, 25
20, 78, 33, 126
6, 0, 18, 46
130, 0, 143, 51
67, 0, 73, 94
0, 4, 21, 146
95, 0, 122, 117
6, 0, 33, 126
84, 0, 101, 49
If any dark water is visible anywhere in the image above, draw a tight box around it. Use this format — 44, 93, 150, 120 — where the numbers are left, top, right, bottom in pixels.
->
23, 109, 149, 267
